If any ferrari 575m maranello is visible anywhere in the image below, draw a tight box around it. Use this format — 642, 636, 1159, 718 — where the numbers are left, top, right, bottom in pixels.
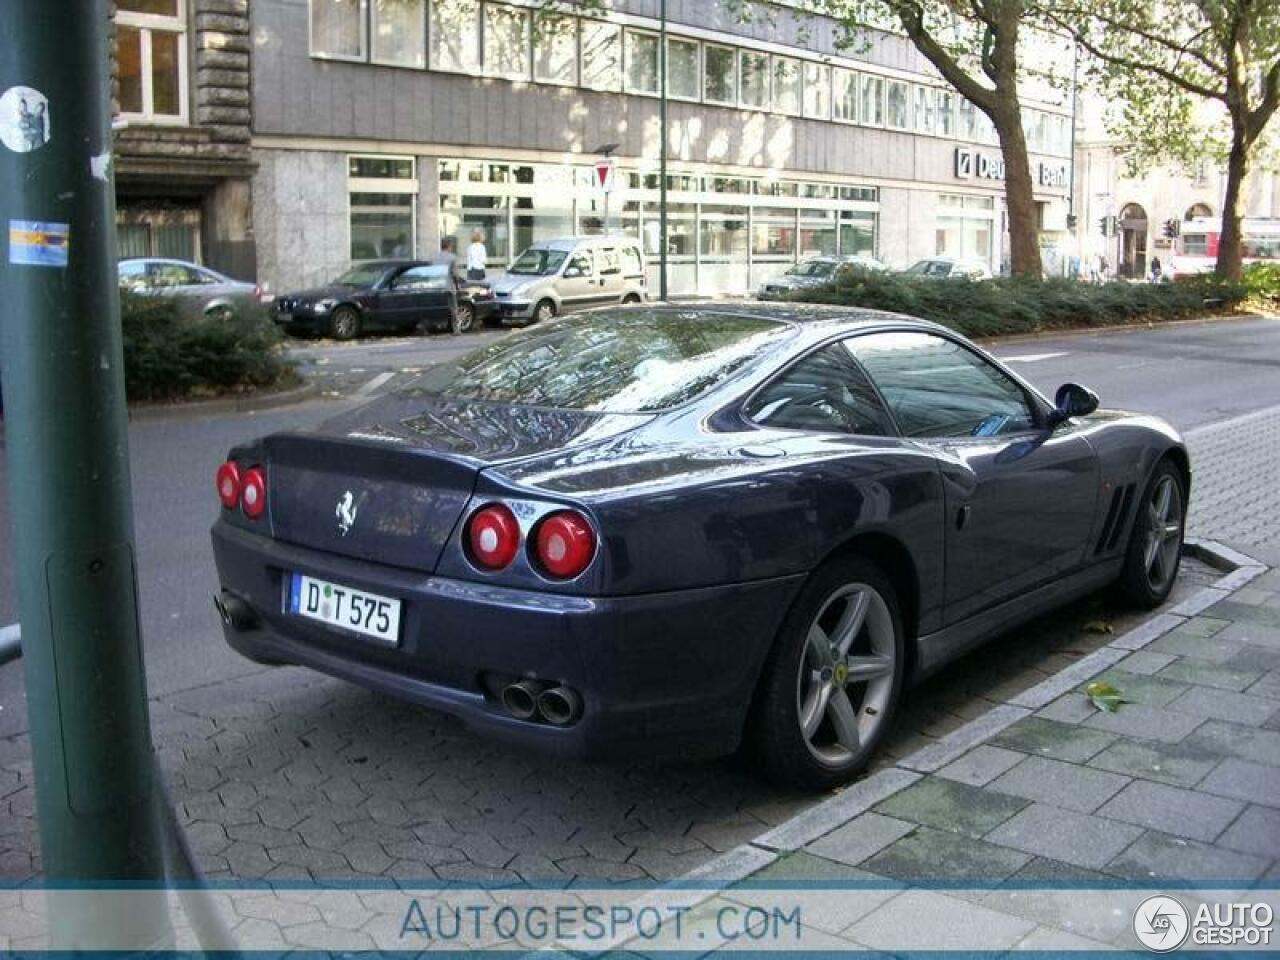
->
211, 305, 1189, 787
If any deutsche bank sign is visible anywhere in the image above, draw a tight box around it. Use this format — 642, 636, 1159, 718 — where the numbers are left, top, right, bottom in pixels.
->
955, 147, 1005, 181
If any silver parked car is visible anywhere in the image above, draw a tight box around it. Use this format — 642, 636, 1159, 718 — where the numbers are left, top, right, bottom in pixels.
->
758, 255, 887, 300
490, 236, 647, 326
901, 256, 993, 280
118, 257, 267, 319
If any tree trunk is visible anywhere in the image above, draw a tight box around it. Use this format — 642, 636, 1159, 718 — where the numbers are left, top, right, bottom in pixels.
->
1216, 126, 1250, 281
993, 109, 1044, 278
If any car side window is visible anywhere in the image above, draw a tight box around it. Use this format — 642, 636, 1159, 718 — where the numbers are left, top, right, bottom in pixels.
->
598, 248, 621, 276
148, 263, 194, 287
566, 252, 593, 277
846, 331, 1038, 439
621, 245, 643, 276
744, 344, 894, 436
392, 266, 449, 291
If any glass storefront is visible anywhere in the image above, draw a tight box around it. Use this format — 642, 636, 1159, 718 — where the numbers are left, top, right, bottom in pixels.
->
348, 155, 418, 259
935, 193, 996, 268
437, 159, 880, 295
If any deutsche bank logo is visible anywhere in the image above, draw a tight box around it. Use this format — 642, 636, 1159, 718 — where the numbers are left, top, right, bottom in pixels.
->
1134, 895, 1190, 952
955, 148, 974, 179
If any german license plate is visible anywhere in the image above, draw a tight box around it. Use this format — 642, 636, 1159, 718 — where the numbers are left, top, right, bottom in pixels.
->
287, 573, 402, 646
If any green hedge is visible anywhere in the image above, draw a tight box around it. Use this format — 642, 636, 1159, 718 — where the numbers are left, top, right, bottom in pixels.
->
1242, 262, 1280, 304
786, 270, 1247, 338
121, 292, 296, 402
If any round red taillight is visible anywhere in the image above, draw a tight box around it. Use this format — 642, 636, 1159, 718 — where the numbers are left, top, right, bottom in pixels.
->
534, 511, 596, 580
216, 461, 241, 510
240, 466, 267, 520
467, 504, 521, 570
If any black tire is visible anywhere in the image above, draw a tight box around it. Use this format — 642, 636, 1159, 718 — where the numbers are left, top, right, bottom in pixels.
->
453, 301, 475, 334
1117, 458, 1186, 609
482, 314, 503, 328
533, 299, 556, 324
204, 304, 234, 322
621, 293, 642, 305
329, 305, 361, 341
750, 555, 906, 790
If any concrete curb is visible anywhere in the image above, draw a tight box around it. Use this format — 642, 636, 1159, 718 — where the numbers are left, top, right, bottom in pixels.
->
127, 381, 320, 422
665, 537, 1267, 893
972, 310, 1274, 348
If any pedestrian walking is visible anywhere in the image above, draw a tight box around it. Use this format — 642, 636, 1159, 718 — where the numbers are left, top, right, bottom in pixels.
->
1150, 256, 1163, 283
432, 236, 458, 277
466, 229, 487, 282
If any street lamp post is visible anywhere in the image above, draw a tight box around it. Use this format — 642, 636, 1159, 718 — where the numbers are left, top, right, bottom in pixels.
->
658, 0, 669, 301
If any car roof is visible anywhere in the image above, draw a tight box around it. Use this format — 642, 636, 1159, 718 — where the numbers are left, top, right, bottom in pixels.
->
351, 258, 428, 269
530, 235, 642, 251
634, 301, 952, 338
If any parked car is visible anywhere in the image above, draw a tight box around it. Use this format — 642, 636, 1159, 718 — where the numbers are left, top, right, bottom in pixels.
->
758, 255, 888, 300
490, 236, 646, 325
211, 304, 1188, 788
273, 260, 496, 340
118, 257, 266, 319
902, 256, 993, 280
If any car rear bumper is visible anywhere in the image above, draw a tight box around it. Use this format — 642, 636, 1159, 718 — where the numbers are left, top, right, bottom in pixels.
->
211, 520, 803, 759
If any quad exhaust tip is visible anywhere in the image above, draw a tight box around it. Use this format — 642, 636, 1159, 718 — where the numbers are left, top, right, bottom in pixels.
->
499, 680, 583, 726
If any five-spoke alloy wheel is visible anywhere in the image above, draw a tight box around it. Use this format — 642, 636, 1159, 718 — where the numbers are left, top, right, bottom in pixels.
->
753, 555, 905, 788
1118, 459, 1185, 609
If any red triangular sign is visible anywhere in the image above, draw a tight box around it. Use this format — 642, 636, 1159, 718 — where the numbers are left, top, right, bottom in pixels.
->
595, 160, 613, 191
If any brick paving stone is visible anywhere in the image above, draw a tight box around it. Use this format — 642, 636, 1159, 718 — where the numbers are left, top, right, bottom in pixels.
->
1086, 739, 1221, 789
1165, 685, 1279, 727
1183, 719, 1280, 766
1116, 651, 1179, 676
1216, 805, 1280, 860
935, 746, 1026, 787
989, 717, 1117, 763
1095, 780, 1244, 842
1157, 659, 1263, 692
728, 853, 902, 934
1035, 695, 1098, 724
873, 778, 1028, 839
1080, 670, 1192, 707
984, 803, 1144, 869
1197, 758, 1280, 807
844, 889, 1036, 951
1106, 830, 1272, 884
988, 756, 1130, 813
807, 813, 915, 867
860, 827, 1031, 885
1213, 606, 1280, 636
1082, 703, 1206, 744
1248, 671, 1280, 701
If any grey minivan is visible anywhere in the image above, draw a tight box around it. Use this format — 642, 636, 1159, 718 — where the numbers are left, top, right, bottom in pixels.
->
491, 236, 647, 325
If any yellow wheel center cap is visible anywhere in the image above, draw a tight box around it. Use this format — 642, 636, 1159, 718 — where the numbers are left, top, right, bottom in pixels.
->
833, 663, 848, 686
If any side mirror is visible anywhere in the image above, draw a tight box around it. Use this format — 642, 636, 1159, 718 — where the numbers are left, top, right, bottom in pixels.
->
564, 267, 582, 278
1051, 382, 1099, 424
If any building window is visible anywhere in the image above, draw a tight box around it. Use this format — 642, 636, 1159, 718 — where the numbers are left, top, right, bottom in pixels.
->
667, 37, 700, 100
860, 74, 883, 126
430, 0, 480, 73
117, 0, 188, 122
580, 20, 622, 90
371, 0, 424, 67
914, 86, 936, 134
958, 97, 978, 139
832, 68, 857, 122
533, 12, 577, 85
484, 4, 531, 79
936, 193, 993, 265
625, 30, 660, 94
772, 56, 801, 114
803, 62, 831, 119
349, 154, 417, 260
740, 50, 770, 108
704, 43, 737, 104
839, 211, 876, 256
886, 79, 910, 129
936, 89, 955, 137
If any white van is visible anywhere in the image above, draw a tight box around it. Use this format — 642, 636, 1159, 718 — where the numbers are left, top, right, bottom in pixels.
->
491, 235, 647, 326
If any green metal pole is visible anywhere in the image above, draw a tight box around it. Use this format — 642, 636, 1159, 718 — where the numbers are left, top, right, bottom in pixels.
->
0, 0, 168, 947
658, 0, 669, 301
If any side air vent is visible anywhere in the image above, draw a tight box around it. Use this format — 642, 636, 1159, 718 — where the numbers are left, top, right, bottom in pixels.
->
1095, 483, 1136, 555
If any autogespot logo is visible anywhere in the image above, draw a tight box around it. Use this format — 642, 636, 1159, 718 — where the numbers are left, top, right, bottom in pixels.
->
1134, 895, 1191, 952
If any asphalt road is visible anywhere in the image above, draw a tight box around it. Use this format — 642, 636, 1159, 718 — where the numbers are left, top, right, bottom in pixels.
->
0, 315, 1275, 737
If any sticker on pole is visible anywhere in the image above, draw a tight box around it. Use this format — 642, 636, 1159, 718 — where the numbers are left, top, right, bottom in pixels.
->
9, 220, 69, 268
0, 86, 50, 153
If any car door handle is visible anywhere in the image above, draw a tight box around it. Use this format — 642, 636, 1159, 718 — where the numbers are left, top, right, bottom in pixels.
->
956, 505, 971, 531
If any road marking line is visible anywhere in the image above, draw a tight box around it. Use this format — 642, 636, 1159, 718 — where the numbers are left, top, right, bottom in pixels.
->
1001, 351, 1068, 363
354, 371, 395, 397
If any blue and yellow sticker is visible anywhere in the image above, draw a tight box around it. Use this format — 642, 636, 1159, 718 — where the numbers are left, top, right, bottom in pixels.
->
9, 218, 69, 267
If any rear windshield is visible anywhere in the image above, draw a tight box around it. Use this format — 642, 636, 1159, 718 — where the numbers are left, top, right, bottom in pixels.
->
787, 260, 836, 278
407, 311, 790, 413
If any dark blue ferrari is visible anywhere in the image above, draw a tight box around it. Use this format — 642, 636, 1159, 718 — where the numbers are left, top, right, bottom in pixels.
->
211, 305, 1189, 787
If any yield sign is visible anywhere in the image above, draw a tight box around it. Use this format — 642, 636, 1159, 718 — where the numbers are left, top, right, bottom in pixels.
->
594, 158, 616, 193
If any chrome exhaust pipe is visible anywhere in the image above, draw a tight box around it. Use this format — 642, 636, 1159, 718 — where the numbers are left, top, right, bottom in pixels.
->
214, 591, 258, 630
501, 679, 545, 721
537, 686, 582, 727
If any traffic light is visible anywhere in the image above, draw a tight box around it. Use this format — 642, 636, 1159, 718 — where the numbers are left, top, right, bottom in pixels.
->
1163, 219, 1180, 239
1066, 213, 1078, 230
1098, 217, 1108, 236
1098, 216, 1117, 237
